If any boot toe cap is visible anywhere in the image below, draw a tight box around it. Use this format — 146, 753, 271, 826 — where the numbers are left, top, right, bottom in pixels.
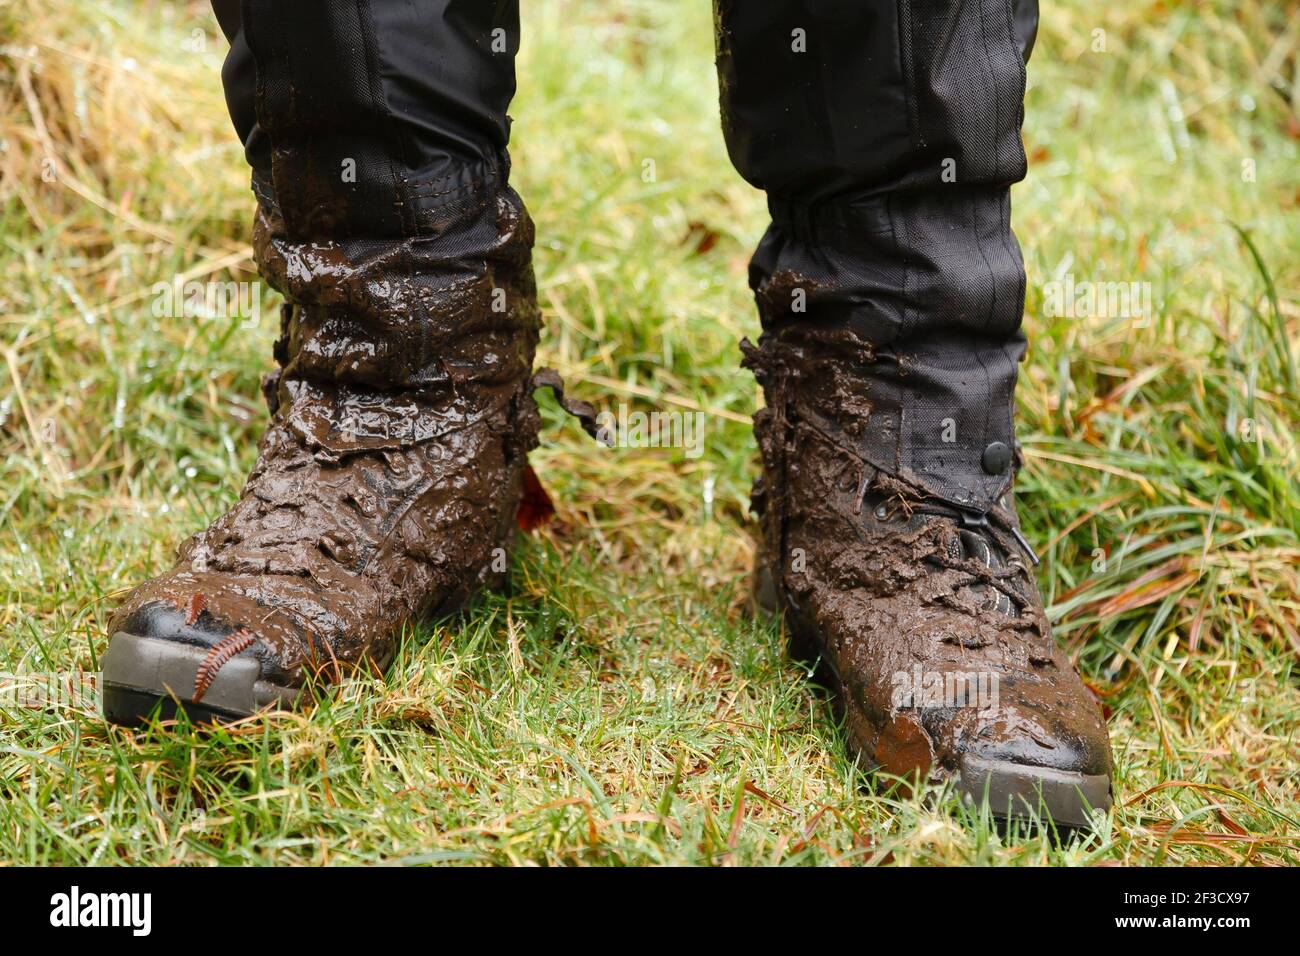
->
112, 595, 242, 649
945, 685, 1114, 828
102, 577, 295, 725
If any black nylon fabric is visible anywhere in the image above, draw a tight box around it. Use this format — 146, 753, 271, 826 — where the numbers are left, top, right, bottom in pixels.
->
716, 0, 1039, 510
216, 0, 520, 241
213, 0, 1039, 510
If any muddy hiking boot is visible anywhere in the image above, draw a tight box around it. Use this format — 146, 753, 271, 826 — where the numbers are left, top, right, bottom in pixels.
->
102, 197, 600, 725
103, 197, 559, 724
744, 334, 1113, 829
714, 0, 1111, 827
103, 0, 615, 724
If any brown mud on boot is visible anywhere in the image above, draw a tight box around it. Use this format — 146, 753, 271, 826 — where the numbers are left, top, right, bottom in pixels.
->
102, 199, 598, 725
744, 336, 1113, 831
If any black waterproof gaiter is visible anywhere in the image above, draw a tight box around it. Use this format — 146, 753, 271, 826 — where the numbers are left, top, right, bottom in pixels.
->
716, 0, 1040, 513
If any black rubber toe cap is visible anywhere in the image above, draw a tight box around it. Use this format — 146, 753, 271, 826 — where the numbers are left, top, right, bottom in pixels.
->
102, 601, 296, 726
101, 630, 298, 726
949, 701, 1113, 830
961, 715, 1112, 780
114, 598, 241, 651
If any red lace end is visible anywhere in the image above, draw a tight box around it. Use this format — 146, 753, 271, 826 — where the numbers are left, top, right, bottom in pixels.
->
517, 464, 555, 532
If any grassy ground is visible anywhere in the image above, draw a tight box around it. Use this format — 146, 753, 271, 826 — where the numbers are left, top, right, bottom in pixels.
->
1, 0, 1297, 865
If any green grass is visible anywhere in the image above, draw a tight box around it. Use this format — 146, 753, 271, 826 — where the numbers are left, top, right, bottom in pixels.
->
1, 0, 1297, 864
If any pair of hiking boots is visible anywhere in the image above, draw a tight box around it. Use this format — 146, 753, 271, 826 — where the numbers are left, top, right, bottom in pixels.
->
102, 201, 1112, 830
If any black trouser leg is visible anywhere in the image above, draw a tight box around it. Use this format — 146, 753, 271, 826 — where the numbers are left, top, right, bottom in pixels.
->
716, 0, 1040, 512
213, 0, 520, 239
210, 0, 536, 395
